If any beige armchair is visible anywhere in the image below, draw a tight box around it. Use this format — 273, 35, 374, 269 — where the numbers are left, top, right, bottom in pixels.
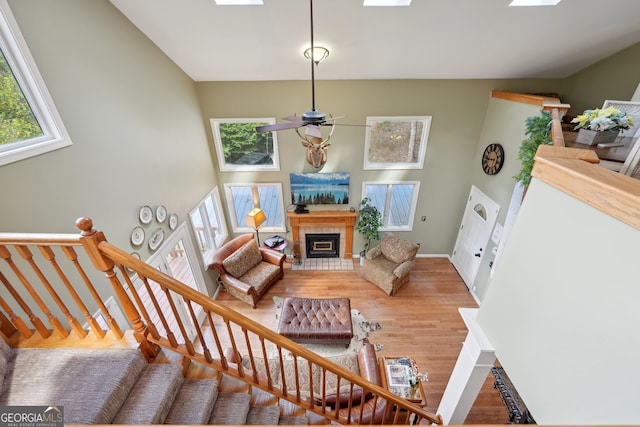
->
361, 232, 419, 296
208, 233, 285, 308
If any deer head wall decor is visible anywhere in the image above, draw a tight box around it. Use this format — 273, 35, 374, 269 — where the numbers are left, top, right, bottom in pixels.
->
296, 124, 335, 170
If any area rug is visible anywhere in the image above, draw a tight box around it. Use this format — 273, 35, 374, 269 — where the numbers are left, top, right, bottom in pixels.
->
271, 296, 382, 358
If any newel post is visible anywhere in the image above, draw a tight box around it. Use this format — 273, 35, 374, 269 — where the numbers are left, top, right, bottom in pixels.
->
76, 217, 158, 359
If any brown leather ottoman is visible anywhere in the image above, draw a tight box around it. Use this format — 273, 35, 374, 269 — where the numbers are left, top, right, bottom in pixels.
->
277, 297, 353, 346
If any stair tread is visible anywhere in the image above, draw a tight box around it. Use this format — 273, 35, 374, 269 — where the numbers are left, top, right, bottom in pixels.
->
113, 364, 184, 424
246, 404, 281, 425
164, 378, 219, 425
209, 392, 251, 425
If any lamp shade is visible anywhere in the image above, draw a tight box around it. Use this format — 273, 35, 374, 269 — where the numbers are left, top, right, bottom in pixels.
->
246, 208, 267, 229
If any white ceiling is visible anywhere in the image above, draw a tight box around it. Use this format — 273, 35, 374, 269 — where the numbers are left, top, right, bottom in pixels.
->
109, 0, 640, 82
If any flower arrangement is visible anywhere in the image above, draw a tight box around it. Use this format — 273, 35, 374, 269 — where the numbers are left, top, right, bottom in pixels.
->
571, 107, 634, 132
408, 365, 428, 389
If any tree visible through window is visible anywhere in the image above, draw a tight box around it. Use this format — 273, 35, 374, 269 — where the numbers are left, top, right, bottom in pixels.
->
0, 48, 43, 145
210, 118, 280, 171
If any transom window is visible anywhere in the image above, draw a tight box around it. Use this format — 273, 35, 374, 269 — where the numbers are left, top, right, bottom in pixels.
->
362, 181, 420, 231
189, 187, 228, 263
0, 1, 71, 166
223, 183, 285, 233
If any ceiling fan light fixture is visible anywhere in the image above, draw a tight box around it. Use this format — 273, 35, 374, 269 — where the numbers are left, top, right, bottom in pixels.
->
304, 46, 330, 65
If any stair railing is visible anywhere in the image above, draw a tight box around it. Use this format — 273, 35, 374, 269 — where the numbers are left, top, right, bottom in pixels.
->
0, 217, 442, 425
0, 227, 126, 344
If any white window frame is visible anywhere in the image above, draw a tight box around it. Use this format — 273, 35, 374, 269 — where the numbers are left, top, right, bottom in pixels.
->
362, 181, 421, 231
0, 0, 72, 166
189, 186, 229, 264
223, 182, 286, 234
363, 116, 431, 170
210, 118, 280, 172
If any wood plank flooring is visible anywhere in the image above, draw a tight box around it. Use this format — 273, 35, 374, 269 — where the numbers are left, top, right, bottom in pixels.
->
212, 257, 508, 424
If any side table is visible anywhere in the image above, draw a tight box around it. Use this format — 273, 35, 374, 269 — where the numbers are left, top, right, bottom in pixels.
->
378, 356, 427, 407
263, 236, 288, 253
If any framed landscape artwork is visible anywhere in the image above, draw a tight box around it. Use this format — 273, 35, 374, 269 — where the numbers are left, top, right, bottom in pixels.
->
290, 172, 350, 205
210, 118, 280, 171
363, 116, 431, 170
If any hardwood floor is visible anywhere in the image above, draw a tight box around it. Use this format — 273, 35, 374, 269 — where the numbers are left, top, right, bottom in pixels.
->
212, 257, 508, 424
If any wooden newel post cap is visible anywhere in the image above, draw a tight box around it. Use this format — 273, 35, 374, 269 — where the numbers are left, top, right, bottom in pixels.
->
75, 217, 95, 236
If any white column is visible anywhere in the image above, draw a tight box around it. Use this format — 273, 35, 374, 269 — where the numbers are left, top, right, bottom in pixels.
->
437, 308, 496, 425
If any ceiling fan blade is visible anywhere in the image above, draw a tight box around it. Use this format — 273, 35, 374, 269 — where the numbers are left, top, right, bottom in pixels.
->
282, 115, 304, 123
305, 125, 322, 138
256, 122, 302, 133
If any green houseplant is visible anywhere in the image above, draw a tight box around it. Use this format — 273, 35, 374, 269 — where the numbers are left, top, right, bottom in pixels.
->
514, 111, 552, 186
356, 197, 382, 260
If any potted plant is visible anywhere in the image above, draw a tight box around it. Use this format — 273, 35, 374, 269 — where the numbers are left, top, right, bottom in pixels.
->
355, 197, 382, 265
571, 107, 634, 145
514, 111, 553, 187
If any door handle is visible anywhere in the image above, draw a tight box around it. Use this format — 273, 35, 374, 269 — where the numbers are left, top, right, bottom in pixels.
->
474, 248, 483, 257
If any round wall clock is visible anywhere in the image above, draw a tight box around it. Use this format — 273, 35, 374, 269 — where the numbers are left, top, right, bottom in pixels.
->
481, 143, 505, 175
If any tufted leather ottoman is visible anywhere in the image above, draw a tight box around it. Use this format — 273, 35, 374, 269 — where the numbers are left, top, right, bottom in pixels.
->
277, 297, 353, 346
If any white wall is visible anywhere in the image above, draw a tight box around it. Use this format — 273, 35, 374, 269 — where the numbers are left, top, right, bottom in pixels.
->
477, 178, 640, 424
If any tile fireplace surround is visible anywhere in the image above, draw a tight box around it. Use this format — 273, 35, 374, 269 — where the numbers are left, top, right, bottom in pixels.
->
286, 210, 358, 259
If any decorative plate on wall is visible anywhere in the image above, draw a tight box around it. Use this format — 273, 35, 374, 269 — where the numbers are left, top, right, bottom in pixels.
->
169, 213, 178, 230
139, 206, 153, 224
155, 205, 167, 223
149, 228, 164, 251
130, 226, 145, 246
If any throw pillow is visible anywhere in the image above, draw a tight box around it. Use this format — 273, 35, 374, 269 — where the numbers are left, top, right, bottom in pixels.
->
313, 354, 360, 397
223, 239, 263, 278
380, 233, 418, 264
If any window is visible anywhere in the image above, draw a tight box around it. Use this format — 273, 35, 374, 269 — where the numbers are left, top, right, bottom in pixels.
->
0, 1, 72, 166
189, 187, 228, 263
210, 118, 279, 171
362, 181, 420, 231
223, 183, 285, 233
363, 116, 431, 170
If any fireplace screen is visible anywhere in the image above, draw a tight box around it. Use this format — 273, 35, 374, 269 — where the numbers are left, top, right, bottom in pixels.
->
305, 233, 340, 258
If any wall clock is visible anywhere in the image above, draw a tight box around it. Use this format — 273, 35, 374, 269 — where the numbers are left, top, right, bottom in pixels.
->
481, 143, 505, 175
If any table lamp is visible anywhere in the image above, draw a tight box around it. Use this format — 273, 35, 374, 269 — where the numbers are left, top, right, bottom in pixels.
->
246, 208, 267, 246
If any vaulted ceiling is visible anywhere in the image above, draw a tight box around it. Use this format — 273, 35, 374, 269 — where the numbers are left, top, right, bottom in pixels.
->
110, 0, 640, 82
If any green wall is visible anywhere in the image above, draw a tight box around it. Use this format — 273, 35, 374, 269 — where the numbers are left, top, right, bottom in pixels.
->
196, 79, 562, 254
1, 0, 218, 275
561, 42, 640, 115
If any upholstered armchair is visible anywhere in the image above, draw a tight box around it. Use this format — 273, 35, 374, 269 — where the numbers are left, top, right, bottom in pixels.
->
208, 233, 285, 308
361, 232, 419, 296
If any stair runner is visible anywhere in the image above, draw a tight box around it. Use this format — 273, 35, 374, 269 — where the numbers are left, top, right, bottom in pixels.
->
0, 347, 306, 425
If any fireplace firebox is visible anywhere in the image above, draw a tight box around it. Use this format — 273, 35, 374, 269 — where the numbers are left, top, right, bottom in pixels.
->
305, 233, 340, 258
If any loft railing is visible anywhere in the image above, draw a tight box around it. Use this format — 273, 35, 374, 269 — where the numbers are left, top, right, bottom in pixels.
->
0, 217, 442, 425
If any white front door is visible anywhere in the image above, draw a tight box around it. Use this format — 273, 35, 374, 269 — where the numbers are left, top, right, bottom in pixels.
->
452, 186, 500, 290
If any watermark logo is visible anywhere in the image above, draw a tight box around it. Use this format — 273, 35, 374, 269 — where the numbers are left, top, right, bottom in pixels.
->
0, 406, 63, 427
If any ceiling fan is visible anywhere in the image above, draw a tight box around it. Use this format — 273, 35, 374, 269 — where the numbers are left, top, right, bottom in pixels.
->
255, 0, 354, 136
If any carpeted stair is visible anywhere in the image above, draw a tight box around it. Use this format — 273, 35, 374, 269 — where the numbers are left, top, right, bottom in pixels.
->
0, 342, 306, 425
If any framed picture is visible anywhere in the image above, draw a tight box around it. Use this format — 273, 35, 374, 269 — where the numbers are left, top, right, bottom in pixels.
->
363, 116, 431, 170
210, 118, 280, 171
290, 172, 350, 205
